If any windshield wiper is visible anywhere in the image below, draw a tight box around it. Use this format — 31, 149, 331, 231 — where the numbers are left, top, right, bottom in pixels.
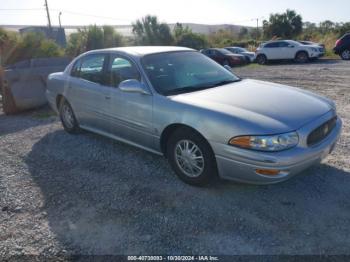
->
208, 79, 241, 88
165, 85, 211, 95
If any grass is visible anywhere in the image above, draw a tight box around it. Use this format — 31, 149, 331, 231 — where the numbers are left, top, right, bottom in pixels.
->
31, 109, 56, 119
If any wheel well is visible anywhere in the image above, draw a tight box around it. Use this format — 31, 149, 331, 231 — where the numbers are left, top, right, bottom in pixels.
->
295, 50, 309, 58
56, 94, 64, 109
160, 124, 209, 156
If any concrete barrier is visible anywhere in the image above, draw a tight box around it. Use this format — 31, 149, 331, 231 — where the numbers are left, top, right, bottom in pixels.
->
1, 57, 71, 115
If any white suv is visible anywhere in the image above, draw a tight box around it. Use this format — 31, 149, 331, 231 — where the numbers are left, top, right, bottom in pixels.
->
256, 40, 324, 64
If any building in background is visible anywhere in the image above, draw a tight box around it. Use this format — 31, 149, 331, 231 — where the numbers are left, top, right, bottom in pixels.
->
19, 26, 66, 47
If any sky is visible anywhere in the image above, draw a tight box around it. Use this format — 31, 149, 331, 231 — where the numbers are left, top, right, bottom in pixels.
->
0, 0, 349, 27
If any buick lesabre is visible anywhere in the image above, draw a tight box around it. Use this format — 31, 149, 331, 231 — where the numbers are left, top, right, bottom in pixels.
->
47, 46, 342, 185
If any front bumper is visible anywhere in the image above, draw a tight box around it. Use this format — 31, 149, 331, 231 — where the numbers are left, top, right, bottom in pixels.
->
212, 112, 342, 184
309, 52, 323, 58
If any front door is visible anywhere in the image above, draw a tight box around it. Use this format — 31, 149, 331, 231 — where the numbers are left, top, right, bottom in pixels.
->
105, 54, 154, 149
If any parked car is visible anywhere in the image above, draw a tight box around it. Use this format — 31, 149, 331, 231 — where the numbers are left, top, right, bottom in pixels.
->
298, 41, 325, 57
200, 48, 247, 66
256, 40, 324, 64
333, 33, 350, 60
47, 46, 342, 186
225, 46, 256, 62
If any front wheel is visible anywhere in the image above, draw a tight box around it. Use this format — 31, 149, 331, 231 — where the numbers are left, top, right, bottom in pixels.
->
167, 127, 217, 186
295, 51, 309, 63
59, 98, 80, 134
340, 49, 350, 60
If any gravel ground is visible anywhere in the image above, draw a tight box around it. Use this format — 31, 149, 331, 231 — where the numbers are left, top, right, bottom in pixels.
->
1, 59, 350, 258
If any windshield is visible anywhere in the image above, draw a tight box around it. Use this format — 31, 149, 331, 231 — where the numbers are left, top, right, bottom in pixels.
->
287, 40, 301, 46
235, 47, 247, 52
142, 51, 240, 96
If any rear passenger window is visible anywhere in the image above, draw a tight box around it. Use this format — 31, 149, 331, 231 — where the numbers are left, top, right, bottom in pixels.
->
79, 54, 106, 84
107, 55, 140, 87
265, 42, 279, 48
279, 42, 289, 47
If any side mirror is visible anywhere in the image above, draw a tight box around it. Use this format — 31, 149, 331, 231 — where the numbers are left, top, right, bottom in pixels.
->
119, 79, 150, 95
223, 65, 232, 72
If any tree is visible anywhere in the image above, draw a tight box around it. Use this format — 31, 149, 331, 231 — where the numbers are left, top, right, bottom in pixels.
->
263, 9, 303, 38
173, 23, 191, 39
172, 23, 208, 50
335, 22, 350, 36
6, 32, 63, 65
319, 20, 335, 34
0, 28, 19, 65
65, 30, 87, 57
102, 25, 124, 48
65, 25, 124, 57
85, 25, 104, 51
208, 29, 237, 47
238, 27, 248, 38
132, 15, 174, 45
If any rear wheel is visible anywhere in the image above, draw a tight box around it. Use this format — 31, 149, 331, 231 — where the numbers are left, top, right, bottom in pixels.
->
340, 49, 350, 60
295, 51, 309, 63
256, 54, 267, 65
166, 127, 217, 186
58, 98, 80, 134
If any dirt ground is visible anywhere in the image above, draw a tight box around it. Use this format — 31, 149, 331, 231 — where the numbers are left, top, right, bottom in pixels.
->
0, 59, 350, 258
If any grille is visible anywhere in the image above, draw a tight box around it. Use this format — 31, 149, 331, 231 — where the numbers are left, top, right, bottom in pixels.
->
307, 116, 337, 146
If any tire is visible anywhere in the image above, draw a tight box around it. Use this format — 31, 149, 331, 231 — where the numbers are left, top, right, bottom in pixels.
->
166, 127, 218, 186
1, 81, 19, 115
340, 49, 350, 60
256, 54, 267, 65
295, 51, 309, 63
58, 98, 80, 134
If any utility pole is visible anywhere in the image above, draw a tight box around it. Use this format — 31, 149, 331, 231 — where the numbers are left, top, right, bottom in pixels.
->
44, 0, 52, 32
59, 12, 62, 28
256, 18, 259, 44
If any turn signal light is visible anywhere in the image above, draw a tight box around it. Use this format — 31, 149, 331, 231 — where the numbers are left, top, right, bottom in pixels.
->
255, 169, 281, 176
229, 136, 251, 148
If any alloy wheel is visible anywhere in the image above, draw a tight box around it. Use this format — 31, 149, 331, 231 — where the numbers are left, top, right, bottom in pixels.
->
61, 103, 75, 129
174, 139, 205, 178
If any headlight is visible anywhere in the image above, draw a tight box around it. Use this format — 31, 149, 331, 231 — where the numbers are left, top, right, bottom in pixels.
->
229, 132, 299, 152
311, 47, 317, 52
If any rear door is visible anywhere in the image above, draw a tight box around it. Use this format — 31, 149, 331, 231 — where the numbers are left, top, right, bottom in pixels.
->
67, 53, 114, 130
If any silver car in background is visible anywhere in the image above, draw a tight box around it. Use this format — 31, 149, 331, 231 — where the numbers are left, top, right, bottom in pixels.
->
46, 46, 342, 186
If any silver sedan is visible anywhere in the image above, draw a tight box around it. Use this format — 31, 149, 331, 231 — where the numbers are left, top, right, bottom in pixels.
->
46, 46, 342, 185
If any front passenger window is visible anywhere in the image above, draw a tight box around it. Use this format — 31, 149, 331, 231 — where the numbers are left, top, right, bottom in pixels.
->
107, 56, 141, 87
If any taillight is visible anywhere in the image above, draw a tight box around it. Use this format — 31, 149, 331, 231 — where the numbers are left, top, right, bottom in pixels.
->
335, 39, 343, 46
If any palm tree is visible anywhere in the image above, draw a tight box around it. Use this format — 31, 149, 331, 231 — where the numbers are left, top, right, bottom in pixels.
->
132, 15, 173, 45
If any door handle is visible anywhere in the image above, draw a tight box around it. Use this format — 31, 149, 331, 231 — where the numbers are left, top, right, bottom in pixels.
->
105, 96, 111, 100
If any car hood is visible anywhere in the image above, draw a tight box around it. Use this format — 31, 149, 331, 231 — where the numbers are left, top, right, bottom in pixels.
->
171, 79, 332, 134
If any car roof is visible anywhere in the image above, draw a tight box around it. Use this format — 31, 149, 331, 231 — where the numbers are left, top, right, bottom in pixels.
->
85, 46, 194, 57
